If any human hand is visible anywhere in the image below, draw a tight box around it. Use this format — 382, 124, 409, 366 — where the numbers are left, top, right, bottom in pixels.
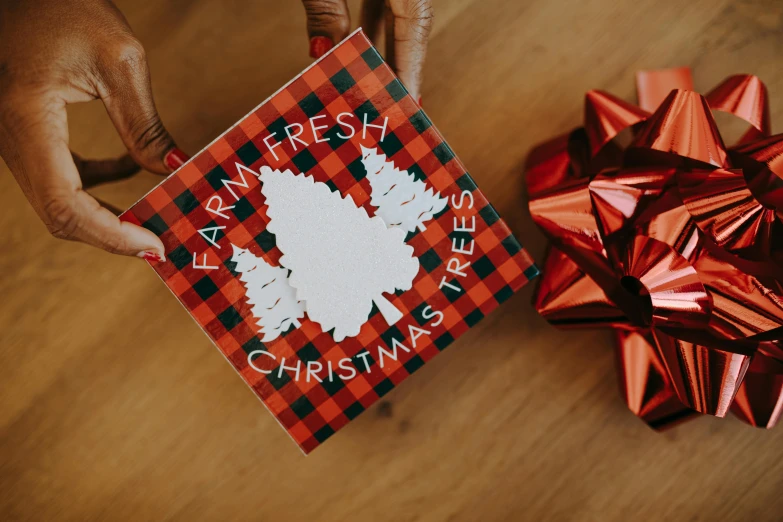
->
301, 0, 433, 102
0, 0, 188, 261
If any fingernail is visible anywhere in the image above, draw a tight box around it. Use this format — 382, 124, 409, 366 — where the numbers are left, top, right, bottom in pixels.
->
164, 148, 189, 172
139, 251, 166, 263
309, 36, 334, 59
418, 97, 423, 107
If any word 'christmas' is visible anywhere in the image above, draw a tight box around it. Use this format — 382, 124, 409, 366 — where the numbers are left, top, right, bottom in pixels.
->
246, 314, 444, 382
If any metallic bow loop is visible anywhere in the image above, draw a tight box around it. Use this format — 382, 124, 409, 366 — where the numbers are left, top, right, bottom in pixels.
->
630, 90, 728, 168
534, 247, 630, 329
528, 177, 604, 254
615, 329, 698, 430
678, 168, 778, 254
584, 90, 649, 156
527, 68, 783, 428
730, 343, 783, 428
706, 74, 770, 145
651, 329, 751, 417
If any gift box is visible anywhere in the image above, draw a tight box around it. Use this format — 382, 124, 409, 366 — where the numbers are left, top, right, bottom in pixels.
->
526, 67, 783, 430
122, 29, 538, 453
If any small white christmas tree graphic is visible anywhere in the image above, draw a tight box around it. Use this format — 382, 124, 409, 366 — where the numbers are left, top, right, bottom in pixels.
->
260, 166, 420, 342
231, 244, 305, 342
361, 145, 448, 233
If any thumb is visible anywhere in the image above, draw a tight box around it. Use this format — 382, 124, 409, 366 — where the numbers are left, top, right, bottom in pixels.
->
301, 0, 351, 58
98, 38, 186, 174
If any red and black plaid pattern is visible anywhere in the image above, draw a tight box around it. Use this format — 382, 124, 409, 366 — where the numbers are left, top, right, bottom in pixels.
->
122, 30, 538, 453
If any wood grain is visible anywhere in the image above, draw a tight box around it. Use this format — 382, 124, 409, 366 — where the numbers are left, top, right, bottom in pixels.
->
2, 1, 783, 520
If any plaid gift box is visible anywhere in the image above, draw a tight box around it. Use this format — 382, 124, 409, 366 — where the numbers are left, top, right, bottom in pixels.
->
121, 29, 538, 454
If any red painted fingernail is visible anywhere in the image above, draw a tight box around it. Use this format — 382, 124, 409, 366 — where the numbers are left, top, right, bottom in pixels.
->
418, 97, 423, 107
164, 148, 189, 171
309, 36, 334, 59
141, 252, 165, 263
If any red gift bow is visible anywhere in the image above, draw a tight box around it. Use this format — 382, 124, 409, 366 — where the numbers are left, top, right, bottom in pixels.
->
526, 68, 783, 430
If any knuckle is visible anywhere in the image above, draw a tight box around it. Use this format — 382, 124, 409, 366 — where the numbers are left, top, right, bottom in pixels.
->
108, 37, 148, 73
43, 196, 79, 240
391, 0, 434, 22
303, 0, 350, 34
129, 114, 171, 152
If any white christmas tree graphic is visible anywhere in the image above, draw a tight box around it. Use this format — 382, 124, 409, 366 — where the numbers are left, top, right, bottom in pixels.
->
260, 166, 420, 342
361, 145, 448, 233
230, 244, 305, 342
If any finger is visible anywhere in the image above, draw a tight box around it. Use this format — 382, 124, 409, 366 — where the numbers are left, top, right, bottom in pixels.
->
3, 100, 165, 259
360, 0, 385, 43
97, 37, 182, 175
301, 0, 351, 58
385, 0, 433, 102
72, 152, 140, 189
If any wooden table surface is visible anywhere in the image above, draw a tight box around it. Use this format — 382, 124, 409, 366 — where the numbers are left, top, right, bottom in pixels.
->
2, 1, 783, 520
